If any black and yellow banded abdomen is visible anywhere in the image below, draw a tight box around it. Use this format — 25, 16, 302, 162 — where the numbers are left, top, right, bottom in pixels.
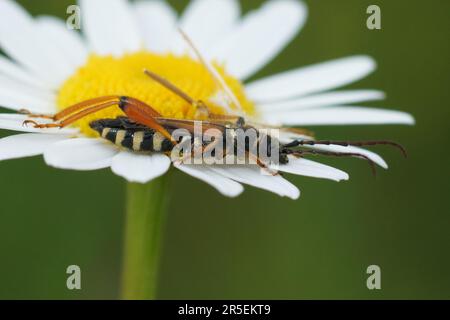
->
90, 118, 173, 153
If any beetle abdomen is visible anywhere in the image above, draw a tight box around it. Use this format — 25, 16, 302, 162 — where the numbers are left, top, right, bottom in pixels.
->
90, 119, 173, 153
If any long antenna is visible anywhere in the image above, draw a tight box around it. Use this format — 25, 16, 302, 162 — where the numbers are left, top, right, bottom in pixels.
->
177, 28, 244, 114
283, 140, 407, 158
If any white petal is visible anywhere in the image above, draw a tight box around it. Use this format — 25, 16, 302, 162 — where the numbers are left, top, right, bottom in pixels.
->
211, 0, 307, 79
0, 0, 69, 87
0, 94, 54, 114
0, 114, 78, 134
0, 55, 49, 90
29, 16, 84, 84
80, 0, 142, 56
258, 90, 385, 112
44, 138, 118, 170
273, 157, 349, 182
246, 56, 377, 102
277, 129, 314, 145
0, 74, 56, 113
36, 16, 88, 69
264, 106, 416, 126
175, 163, 244, 197
0, 133, 69, 161
0, 0, 38, 70
133, 0, 177, 53
177, 0, 240, 55
211, 166, 300, 199
303, 144, 388, 169
111, 151, 171, 183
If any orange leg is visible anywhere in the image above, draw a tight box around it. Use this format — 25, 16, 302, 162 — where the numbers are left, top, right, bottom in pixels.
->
144, 69, 212, 120
53, 96, 120, 121
144, 69, 247, 125
119, 97, 175, 143
20, 96, 120, 121
23, 101, 119, 129
22, 120, 62, 129
18, 109, 55, 120
21, 95, 176, 144
144, 69, 195, 105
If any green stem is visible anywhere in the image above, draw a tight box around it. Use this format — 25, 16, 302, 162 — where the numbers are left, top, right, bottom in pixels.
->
121, 176, 170, 300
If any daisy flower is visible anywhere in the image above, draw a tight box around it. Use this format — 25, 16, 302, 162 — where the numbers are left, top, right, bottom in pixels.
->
0, 0, 414, 200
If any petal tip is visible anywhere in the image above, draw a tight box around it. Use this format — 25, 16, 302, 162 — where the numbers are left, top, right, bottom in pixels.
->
404, 114, 416, 125
224, 186, 245, 198
391, 111, 416, 126
338, 173, 350, 182
379, 161, 389, 170
360, 55, 377, 71
375, 90, 387, 100
285, 185, 301, 200
289, 190, 301, 200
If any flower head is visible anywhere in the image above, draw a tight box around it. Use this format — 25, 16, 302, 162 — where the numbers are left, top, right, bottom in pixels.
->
0, 0, 414, 199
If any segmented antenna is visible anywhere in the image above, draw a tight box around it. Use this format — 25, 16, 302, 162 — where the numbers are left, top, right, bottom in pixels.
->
283, 140, 407, 158
283, 139, 408, 176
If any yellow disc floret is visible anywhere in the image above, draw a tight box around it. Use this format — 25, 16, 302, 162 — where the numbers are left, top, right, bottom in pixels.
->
57, 52, 255, 136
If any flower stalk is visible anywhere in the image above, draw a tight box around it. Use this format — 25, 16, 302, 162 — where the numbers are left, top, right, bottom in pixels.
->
121, 176, 170, 300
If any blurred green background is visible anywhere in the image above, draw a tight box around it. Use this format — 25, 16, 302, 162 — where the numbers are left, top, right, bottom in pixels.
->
0, 0, 449, 299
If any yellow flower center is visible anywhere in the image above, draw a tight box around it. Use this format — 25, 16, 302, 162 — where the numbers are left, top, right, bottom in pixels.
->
57, 52, 255, 136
